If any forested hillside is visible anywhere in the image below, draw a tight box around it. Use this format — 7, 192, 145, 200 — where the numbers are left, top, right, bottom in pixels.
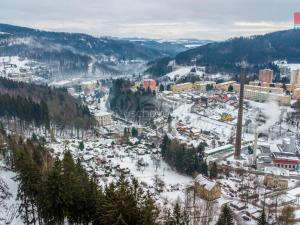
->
147, 29, 300, 76
0, 24, 195, 76
0, 130, 199, 225
108, 79, 157, 123
0, 78, 94, 131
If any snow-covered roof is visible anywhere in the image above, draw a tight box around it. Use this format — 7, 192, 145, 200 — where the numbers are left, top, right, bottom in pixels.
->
205, 144, 234, 155
287, 187, 300, 197
264, 166, 289, 176
195, 174, 217, 191
94, 112, 111, 117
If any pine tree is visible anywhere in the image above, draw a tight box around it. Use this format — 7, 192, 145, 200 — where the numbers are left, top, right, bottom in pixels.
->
216, 204, 234, 225
199, 161, 208, 176
172, 202, 182, 225
79, 141, 84, 151
257, 210, 267, 225
210, 162, 218, 179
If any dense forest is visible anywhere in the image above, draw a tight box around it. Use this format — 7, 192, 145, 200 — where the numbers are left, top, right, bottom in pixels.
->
0, 127, 207, 225
108, 79, 157, 123
147, 29, 300, 76
160, 135, 215, 177
145, 57, 173, 77
0, 78, 94, 132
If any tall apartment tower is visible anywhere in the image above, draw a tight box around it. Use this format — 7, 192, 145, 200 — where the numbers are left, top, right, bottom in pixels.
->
295, 12, 300, 30
291, 69, 300, 85
234, 64, 246, 160
259, 69, 273, 83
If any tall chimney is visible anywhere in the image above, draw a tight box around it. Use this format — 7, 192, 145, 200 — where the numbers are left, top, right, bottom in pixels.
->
253, 127, 258, 163
234, 63, 246, 160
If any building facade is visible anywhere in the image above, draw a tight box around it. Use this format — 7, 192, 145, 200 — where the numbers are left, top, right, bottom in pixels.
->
243, 89, 291, 106
171, 82, 193, 93
259, 69, 273, 83
143, 79, 157, 91
264, 174, 288, 189
291, 70, 300, 86
215, 81, 236, 92
94, 112, 112, 126
193, 81, 216, 92
194, 174, 221, 201
294, 88, 300, 100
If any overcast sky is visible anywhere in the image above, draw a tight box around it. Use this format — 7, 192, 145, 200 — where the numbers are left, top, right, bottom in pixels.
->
0, 0, 297, 40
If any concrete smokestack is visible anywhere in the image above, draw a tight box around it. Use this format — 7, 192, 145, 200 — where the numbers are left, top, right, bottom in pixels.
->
234, 62, 247, 160
253, 127, 258, 163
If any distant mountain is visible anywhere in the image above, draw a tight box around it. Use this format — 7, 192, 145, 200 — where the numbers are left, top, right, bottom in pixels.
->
146, 29, 300, 77
0, 23, 207, 77
115, 37, 212, 56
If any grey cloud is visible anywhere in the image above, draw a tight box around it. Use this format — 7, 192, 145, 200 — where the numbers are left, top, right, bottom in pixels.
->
0, 0, 297, 40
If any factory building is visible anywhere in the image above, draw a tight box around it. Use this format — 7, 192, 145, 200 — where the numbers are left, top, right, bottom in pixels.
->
271, 152, 300, 171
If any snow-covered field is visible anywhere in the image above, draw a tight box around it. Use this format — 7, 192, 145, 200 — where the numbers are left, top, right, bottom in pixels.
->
48, 138, 193, 204
0, 161, 23, 225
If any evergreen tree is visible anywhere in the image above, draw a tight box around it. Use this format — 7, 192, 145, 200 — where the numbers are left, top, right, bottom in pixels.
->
199, 161, 208, 176
172, 202, 183, 225
79, 141, 84, 151
159, 84, 165, 92
210, 162, 218, 179
227, 85, 234, 92
131, 127, 138, 137
257, 210, 267, 225
216, 204, 234, 225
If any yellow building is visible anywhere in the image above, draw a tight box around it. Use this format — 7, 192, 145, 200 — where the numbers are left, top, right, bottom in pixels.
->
94, 112, 112, 126
291, 69, 300, 86
194, 174, 221, 201
171, 82, 193, 93
243, 89, 291, 106
81, 81, 97, 90
215, 81, 236, 92
264, 172, 288, 189
294, 88, 300, 100
248, 80, 296, 92
233, 84, 284, 94
193, 81, 216, 92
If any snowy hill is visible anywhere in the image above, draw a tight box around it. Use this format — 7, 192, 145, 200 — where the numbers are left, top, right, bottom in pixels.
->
0, 23, 203, 78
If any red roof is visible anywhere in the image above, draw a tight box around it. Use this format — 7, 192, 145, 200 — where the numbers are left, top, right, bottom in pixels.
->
273, 159, 299, 165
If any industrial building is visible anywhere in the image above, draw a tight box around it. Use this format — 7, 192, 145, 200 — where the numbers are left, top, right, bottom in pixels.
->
271, 152, 300, 171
